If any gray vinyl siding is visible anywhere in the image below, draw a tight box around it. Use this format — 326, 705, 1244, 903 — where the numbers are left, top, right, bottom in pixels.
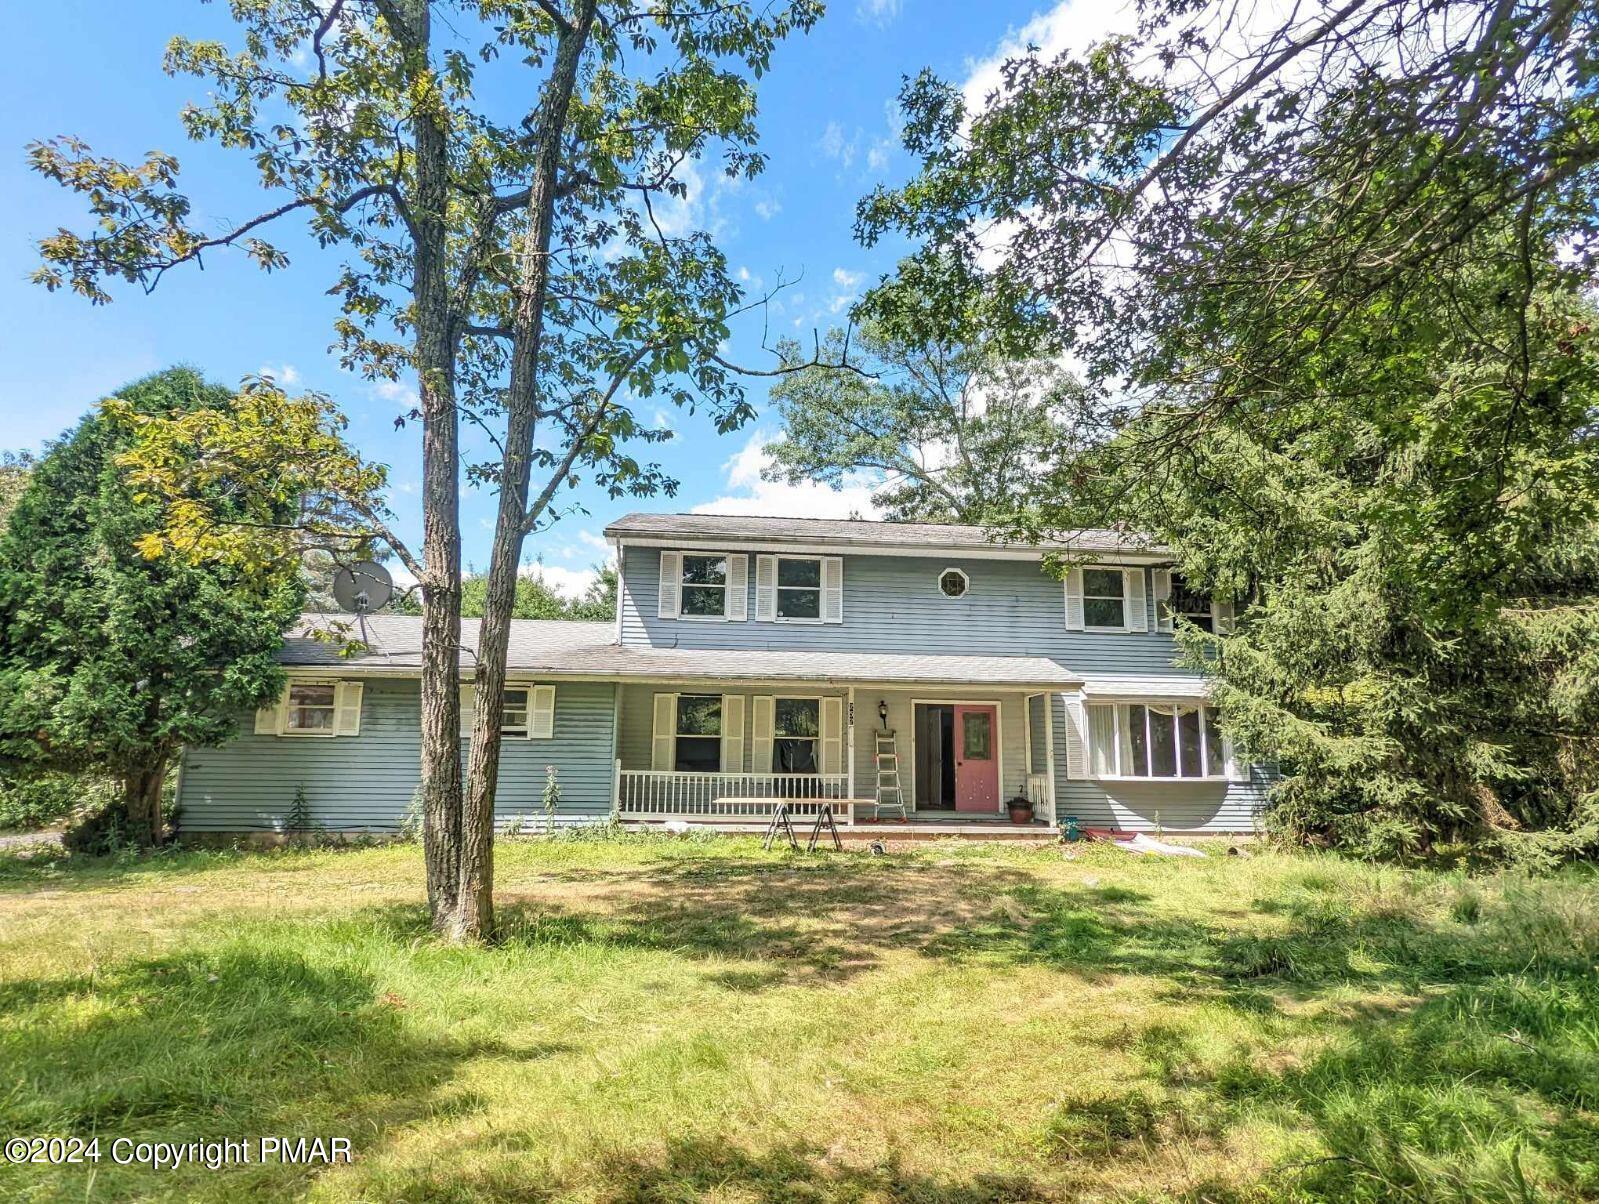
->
616, 684, 849, 774
621, 547, 1192, 676
1048, 693, 1267, 833
177, 678, 617, 833
616, 684, 1030, 808
856, 690, 1031, 809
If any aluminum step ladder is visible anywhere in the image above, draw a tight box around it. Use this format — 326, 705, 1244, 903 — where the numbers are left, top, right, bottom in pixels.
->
874, 729, 908, 820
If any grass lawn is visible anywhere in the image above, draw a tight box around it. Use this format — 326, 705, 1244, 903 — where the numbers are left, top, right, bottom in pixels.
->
0, 835, 1596, 1203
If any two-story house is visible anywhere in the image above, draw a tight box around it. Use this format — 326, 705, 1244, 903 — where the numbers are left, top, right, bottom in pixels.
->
175, 513, 1268, 836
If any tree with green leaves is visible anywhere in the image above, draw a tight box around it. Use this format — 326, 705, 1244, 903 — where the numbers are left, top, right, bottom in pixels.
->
391, 562, 615, 620
860, 1, 1599, 858
0, 452, 35, 528
0, 369, 304, 845
34, 0, 828, 937
765, 323, 1089, 523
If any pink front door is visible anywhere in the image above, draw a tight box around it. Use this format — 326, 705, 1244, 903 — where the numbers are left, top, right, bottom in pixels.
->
954, 705, 1000, 813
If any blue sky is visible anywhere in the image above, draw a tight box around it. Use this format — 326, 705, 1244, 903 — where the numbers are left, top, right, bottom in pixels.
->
0, 0, 1105, 596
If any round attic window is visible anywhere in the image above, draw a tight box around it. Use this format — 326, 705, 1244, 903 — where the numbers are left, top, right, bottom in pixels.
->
938, 568, 970, 598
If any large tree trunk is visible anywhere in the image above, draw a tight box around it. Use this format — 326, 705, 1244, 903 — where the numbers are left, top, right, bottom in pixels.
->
456, 4, 598, 943
400, 0, 466, 932
122, 758, 167, 847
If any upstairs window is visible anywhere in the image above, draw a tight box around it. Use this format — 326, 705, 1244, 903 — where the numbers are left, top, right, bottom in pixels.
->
776, 557, 822, 620
674, 694, 722, 772
1082, 568, 1127, 629
1087, 703, 1225, 778
773, 697, 820, 773
680, 555, 728, 618
755, 555, 842, 623
938, 568, 969, 598
1168, 574, 1213, 632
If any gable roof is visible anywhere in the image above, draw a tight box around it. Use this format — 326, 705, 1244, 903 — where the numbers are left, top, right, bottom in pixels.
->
603, 512, 1165, 557
278, 613, 1082, 688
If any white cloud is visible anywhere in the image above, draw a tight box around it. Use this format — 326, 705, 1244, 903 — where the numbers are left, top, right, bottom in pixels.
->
832, 267, 864, 289
818, 121, 859, 168
524, 563, 599, 599
961, 1, 1135, 117
372, 378, 420, 409
857, 0, 901, 24
866, 140, 891, 172
648, 158, 710, 238
753, 197, 782, 221
691, 430, 883, 519
257, 362, 301, 386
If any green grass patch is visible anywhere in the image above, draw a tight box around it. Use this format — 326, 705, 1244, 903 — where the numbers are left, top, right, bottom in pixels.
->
0, 838, 1595, 1201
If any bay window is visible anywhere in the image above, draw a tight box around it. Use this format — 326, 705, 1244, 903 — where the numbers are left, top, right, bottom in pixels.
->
1087, 703, 1226, 778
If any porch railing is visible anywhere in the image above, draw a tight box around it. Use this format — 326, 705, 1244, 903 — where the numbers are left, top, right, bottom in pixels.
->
616, 766, 852, 826
1026, 772, 1054, 825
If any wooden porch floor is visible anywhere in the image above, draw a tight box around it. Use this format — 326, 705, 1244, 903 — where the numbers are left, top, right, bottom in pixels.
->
622, 813, 1058, 842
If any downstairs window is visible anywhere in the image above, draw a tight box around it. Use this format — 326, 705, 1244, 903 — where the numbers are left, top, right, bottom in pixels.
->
1087, 703, 1225, 778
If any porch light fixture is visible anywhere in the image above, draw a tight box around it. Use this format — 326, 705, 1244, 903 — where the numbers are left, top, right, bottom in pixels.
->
877, 700, 888, 730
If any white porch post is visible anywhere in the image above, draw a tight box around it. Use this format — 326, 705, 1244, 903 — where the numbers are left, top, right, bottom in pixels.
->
1044, 692, 1059, 826
846, 686, 856, 801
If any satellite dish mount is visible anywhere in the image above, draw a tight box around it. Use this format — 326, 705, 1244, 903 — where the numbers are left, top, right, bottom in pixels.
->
331, 561, 395, 640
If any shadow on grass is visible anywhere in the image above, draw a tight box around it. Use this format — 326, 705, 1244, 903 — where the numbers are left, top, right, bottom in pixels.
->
0, 941, 552, 1199
597, 1137, 1050, 1204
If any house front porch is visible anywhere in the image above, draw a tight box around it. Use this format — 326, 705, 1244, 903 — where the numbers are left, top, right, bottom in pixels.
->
611, 682, 1059, 830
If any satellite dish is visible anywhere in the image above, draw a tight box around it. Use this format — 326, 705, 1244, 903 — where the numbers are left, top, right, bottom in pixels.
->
331, 561, 394, 614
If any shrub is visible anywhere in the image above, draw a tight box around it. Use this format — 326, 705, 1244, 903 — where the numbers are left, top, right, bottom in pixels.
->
62, 793, 131, 855
0, 773, 100, 831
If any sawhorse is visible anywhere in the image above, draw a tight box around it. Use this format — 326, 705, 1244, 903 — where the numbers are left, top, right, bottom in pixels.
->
762, 801, 842, 852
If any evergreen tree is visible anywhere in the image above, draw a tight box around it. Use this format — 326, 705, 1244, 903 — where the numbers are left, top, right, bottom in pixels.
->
0, 369, 303, 844
858, 0, 1599, 859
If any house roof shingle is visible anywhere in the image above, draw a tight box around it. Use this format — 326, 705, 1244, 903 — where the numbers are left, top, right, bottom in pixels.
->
603, 512, 1164, 556
280, 614, 1081, 688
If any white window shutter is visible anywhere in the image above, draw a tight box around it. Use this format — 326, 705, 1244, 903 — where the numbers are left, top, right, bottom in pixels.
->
751, 695, 776, 774
530, 685, 556, 739
822, 557, 844, 624
1063, 695, 1089, 779
1212, 600, 1236, 634
755, 554, 777, 621
720, 694, 746, 772
1063, 567, 1085, 630
657, 551, 682, 619
651, 693, 677, 770
726, 554, 749, 622
820, 696, 843, 776
334, 681, 363, 736
459, 683, 476, 731
255, 687, 285, 736
1125, 569, 1148, 632
1153, 569, 1173, 633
